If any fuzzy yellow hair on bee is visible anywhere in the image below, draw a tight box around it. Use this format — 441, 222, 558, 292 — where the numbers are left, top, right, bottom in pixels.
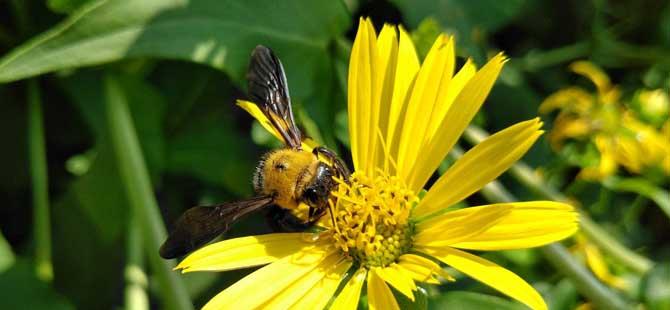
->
253, 148, 320, 210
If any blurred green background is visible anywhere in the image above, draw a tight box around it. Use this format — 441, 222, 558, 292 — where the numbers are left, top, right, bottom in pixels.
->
0, 0, 668, 309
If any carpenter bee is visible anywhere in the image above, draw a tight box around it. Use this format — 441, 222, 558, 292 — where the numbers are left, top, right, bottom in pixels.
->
159, 46, 349, 259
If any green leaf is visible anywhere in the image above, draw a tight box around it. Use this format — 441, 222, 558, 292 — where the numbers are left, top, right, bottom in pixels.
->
56, 72, 166, 241
47, 0, 92, 14
251, 121, 283, 149
335, 110, 349, 147
394, 286, 428, 310
52, 185, 127, 308
391, 0, 526, 61
410, 18, 443, 60
167, 117, 257, 196
641, 263, 670, 310
60, 71, 166, 181
0, 232, 14, 273
392, 0, 526, 33
104, 75, 192, 310
0, 0, 350, 104
545, 279, 578, 310
55, 140, 130, 242
0, 260, 74, 310
429, 291, 527, 310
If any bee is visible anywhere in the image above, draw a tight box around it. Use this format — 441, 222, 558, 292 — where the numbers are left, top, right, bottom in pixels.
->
159, 45, 350, 259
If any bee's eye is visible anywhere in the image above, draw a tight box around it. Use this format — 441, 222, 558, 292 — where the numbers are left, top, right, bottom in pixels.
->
304, 187, 319, 204
274, 162, 287, 171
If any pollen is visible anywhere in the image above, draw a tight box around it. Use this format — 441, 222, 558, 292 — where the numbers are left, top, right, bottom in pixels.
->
330, 171, 418, 267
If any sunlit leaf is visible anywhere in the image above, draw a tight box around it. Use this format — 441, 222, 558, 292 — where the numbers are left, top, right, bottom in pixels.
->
0, 0, 349, 105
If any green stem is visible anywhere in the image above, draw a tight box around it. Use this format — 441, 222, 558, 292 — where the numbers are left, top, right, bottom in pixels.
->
125, 211, 149, 310
603, 177, 670, 219
27, 79, 53, 283
623, 196, 647, 229
578, 215, 652, 274
518, 42, 590, 72
463, 125, 653, 274
104, 76, 193, 310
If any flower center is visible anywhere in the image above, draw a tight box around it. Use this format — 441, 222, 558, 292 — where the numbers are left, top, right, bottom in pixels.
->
330, 171, 417, 267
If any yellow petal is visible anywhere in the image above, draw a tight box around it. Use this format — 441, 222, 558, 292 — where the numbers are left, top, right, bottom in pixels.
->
396, 35, 455, 183
397, 254, 453, 284
570, 61, 611, 97
202, 246, 336, 310
331, 268, 367, 310
582, 238, 627, 289
548, 115, 590, 149
403, 59, 477, 190
348, 17, 378, 172
414, 204, 512, 247
290, 259, 353, 309
374, 265, 416, 301
237, 100, 316, 151
424, 247, 547, 310
237, 100, 283, 142
448, 201, 578, 250
371, 24, 399, 172
368, 268, 400, 310
262, 255, 350, 309
426, 59, 477, 139
409, 59, 477, 190
384, 26, 420, 175
415, 118, 542, 217
538, 87, 593, 115
407, 53, 507, 193
176, 233, 318, 272
579, 135, 617, 180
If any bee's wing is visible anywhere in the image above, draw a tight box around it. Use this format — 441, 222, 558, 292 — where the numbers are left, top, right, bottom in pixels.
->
159, 195, 274, 259
247, 45, 302, 149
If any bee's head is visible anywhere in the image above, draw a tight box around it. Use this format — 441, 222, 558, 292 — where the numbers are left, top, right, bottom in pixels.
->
253, 149, 316, 207
302, 162, 336, 209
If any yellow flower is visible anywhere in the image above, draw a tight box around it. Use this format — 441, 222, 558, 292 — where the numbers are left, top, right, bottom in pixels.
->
572, 234, 627, 290
539, 61, 670, 179
176, 18, 578, 310
637, 89, 669, 119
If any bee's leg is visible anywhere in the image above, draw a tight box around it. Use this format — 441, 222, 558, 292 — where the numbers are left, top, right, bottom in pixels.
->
308, 206, 317, 221
308, 205, 327, 223
313, 146, 351, 180
266, 206, 310, 232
